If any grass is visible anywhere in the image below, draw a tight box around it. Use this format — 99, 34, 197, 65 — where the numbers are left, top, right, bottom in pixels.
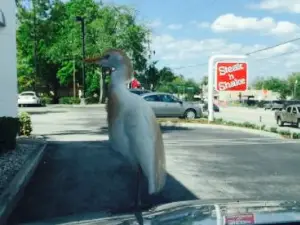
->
157, 117, 300, 139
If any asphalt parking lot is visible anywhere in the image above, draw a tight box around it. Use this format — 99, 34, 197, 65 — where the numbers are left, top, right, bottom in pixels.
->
9, 105, 300, 224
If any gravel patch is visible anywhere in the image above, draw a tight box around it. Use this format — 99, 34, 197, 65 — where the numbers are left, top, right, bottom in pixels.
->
0, 141, 42, 195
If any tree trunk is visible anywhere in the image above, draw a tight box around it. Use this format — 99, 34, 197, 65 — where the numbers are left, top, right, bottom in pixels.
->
73, 59, 76, 97
99, 70, 103, 104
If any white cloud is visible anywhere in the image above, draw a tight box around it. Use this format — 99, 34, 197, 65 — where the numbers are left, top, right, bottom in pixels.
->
147, 19, 162, 28
190, 21, 210, 28
167, 24, 183, 30
250, 0, 300, 13
149, 33, 300, 81
211, 13, 300, 36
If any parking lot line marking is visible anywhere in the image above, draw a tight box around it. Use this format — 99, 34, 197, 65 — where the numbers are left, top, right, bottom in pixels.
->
164, 140, 300, 146
162, 137, 280, 142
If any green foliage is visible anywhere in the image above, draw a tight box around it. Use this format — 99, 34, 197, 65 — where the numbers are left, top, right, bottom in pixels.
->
59, 96, 81, 104
85, 96, 99, 104
253, 73, 300, 100
0, 117, 19, 152
19, 112, 32, 136
17, 0, 149, 99
40, 96, 53, 105
157, 74, 200, 99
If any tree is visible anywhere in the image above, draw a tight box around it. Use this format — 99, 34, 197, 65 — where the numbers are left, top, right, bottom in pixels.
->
286, 72, 300, 99
17, 0, 150, 103
253, 76, 290, 100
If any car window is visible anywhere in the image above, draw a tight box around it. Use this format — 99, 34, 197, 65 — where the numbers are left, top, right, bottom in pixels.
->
297, 107, 300, 113
144, 95, 160, 102
292, 107, 297, 114
160, 94, 177, 103
20, 93, 35, 96
286, 107, 291, 113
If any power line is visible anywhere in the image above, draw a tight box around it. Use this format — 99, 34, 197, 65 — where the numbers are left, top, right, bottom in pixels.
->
253, 48, 300, 61
171, 37, 300, 70
246, 37, 300, 56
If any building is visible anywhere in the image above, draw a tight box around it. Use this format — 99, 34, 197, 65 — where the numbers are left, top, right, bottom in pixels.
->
0, 1, 18, 118
202, 85, 280, 102
216, 89, 280, 102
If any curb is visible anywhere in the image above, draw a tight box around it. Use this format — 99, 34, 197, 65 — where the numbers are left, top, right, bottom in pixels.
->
159, 121, 283, 139
0, 140, 48, 225
47, 104, 105, 108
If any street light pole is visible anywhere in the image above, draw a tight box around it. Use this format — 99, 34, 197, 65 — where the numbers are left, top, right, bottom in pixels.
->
76, 16, 86, 104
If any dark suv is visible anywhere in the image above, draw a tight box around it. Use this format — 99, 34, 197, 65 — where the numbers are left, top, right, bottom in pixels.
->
129, 88, 151, 95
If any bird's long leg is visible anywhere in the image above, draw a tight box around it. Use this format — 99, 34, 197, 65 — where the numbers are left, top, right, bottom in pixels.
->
134, 165, 144, 225
135, 165, 142, 210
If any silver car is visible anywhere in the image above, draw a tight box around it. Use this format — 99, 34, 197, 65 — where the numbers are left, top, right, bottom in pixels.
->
141, 92, 202, 119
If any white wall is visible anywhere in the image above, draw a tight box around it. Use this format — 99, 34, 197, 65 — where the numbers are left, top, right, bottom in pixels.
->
0, 1, 18, 117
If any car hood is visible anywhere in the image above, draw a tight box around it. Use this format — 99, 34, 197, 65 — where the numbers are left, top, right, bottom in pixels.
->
23, 200, 300, 225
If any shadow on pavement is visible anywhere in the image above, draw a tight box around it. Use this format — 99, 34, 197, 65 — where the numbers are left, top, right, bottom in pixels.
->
8, 139, 197, 224
24, 110, 67, 115
43, 125, 193, 136
160, 125, 192, 133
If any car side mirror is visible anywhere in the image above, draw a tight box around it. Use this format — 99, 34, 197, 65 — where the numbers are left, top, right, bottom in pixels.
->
178, 100, 183, 104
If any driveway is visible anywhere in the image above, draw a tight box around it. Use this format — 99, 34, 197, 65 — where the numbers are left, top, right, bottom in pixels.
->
9, 105, 300, 224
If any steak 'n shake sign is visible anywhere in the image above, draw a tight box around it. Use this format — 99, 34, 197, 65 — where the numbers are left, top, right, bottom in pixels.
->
215, 62, 248, 92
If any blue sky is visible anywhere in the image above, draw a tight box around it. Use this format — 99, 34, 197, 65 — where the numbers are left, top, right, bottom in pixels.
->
104, 0, 300, 83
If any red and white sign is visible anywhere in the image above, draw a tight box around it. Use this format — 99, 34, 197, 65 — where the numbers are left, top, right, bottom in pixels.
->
215, 62, 248, 92
224, 213, 255, 225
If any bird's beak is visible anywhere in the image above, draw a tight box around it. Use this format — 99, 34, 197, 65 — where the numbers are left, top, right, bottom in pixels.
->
84, 55, 109, 67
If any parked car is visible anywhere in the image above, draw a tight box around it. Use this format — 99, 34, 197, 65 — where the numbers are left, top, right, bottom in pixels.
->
264, 100, 285, 110
141, 92, 202, 119
275, 104, 300, 128
202, 103, 220, 112
18, 91, 41, 106
129, 88, 151, 96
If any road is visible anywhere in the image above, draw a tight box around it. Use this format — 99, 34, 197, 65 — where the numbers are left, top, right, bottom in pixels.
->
9, 105, 300, 224
216, 106, 300, 133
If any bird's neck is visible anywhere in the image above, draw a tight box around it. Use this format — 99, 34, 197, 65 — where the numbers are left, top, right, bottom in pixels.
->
110, 65, 130, 90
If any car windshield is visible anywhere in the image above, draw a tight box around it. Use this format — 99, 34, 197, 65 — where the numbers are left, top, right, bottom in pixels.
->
4, 1, 300, 225
20, 93, 34, 96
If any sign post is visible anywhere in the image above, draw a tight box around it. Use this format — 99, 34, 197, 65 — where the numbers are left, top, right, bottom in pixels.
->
208, 55, 248, 122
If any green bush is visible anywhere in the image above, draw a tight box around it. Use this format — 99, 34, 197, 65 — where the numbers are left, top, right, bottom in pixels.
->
242, 122, 258, 129
270, 127, 278, 133
85, 96, 99, 104
40, 96, 52, 105
0, 117, 19, 152
19, 111, 32, 136
59, 97, 80, 104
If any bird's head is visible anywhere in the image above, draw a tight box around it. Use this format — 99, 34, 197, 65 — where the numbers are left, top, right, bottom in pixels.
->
85, 48, 133, 85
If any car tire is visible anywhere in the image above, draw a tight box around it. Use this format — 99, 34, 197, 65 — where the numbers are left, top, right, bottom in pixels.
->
277, 117, 284, 127
184, 109, 196, 119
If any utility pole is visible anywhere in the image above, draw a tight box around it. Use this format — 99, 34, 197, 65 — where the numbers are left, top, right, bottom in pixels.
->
75, 16, 86, 104
32, 0, 38, 91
